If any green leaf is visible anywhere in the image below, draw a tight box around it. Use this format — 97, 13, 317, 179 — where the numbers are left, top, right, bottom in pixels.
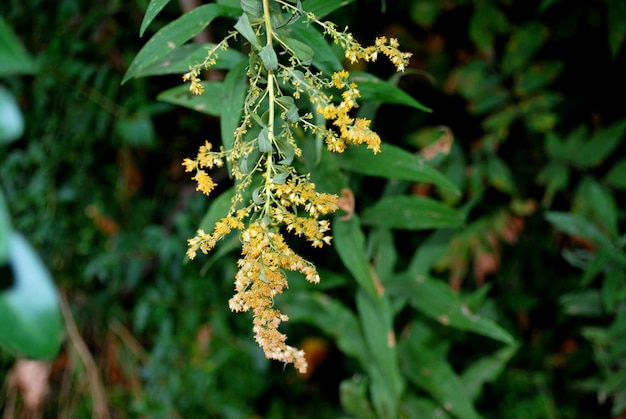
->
389, 274, 515, 344
569, 119, 626, 169
199, 188, 235, 232
461, 343, 519, 401
607, 0, 626, 58
287, 21, 342, 74
502, 22, 547, 75
0, 232, 63, 359
487, 156, 516, 194
545, 211, 613, 250
258, 127, 273, 152
606, 158, 626, 189
560, 291, 603, 317
340, 377, 377, 419
469, 2, 508, 53
303, 0, 357, 18
361, 195, 464, 231
399, 327, 482, 419
335, 143, 459, 194
123, 4, 240, 83
405, 230, 455, 276
221, 61, 248, 153
259, 44, 278, 71
234, 13, 261, 49
350, 72, 431, 112
332, 214, 378, 299
114, 113, 157, 147
574, 178, 619, 239
139, 0, 172, 37
281, 36, 314, 65
157, 81, 224, 115
0, 191, 10, 265
241, 0, 263, 18
537, 162, 569, 207
0, 86, 25, 144
133, 43, 246, 78
400, 396, 453, 419
0, 17, 36, 76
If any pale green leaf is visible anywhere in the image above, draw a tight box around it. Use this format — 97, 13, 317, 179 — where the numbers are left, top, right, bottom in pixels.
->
157, 81, 224, 115
0, 86, 24, 144
0, 233, 63, 359
234, 13, 260, 49
259, 44, 278, 71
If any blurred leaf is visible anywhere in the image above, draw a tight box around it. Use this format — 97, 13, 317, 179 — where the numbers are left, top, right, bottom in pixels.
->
514, 61, 563, 96
335, 143, 460, 194
406, 230, 455, 276
158, 81, 224, 115
390, 274, 515, 344
333, 214, 378, 299
607, 0, 626, 58
340, 376, 377, 419
574, 178, 619, 239
199, 187, 235, 232
566, 119, 626, 169
115, 113, 156, 147
0, 17, 36, 76
560, 291, 603, 317
283, 291, 368, 364
350, 72, 431, 112
303, 0, 357, 18
487, 156, 516, 194
410, 0, 443, 28
602, 269, 625, 312
605, 158, 626, 189
537, 162, 569, 206
123, 4, 240, 83
221, 61, 248, 154
361, 195, 464, 230
461, 343, 519, 401
502, 22, 547, 75
134, 43, 246, 77
545, 211, 613, 249
0, 232, 63, 358
0, 191, 10, 265
139, 0, 172, 37
400, 395, 453, 419
0, 86, 24, 144
400, 326, 482, 419
469, 2, 508, 52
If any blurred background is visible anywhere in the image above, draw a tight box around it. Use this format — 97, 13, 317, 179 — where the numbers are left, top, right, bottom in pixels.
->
1, 0, 626, 417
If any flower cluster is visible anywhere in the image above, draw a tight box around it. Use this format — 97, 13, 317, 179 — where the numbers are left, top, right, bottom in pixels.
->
181, 0, 412, 373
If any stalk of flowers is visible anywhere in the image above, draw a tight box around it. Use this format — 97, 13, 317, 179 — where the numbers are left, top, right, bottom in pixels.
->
182, 0, 411, 373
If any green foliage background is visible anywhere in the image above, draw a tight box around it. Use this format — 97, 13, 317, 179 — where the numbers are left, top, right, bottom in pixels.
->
1, 0, 626, 417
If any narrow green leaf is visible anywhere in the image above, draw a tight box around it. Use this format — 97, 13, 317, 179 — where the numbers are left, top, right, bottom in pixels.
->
157, 81, 224, 115
569, 119, 626, 169
303, 0, 357, 18
287, 21, 342, 74
0, 233, 63, 359
0, 17, 36, 76
335, 143, 459, 194
133, 43, 246, 77
0, 191, 11, 264
199, 188, 235, 232
361, 195, 464, 231
351, 72, 431, 112
234, 13, 261, 49
487, 156, 516, 194
123, 4, 240, 83
607, 0, 626, 58
400, 327, 482, 419
332, 215, 378, 299
461, 343, 519, 401
389, 274, 515, 344
606, 158, 626, 189
545, 211, 613, 250
560, 291, 603, 317
139, 0, 172, 37
281, 36, 314, 65
575, 178, 619, 239
221, 61, 248, 153
259, 44, 278, 71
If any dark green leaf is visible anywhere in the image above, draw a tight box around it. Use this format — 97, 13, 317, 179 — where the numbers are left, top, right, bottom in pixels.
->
199, 188, 235, 232
241, 0, 263, 18
258, 127, 273, 152
0, 233, 63, 359
461, 344, 519, 401
560, 291, 603, 317
340, 377, 377, 419
221, 61, 248, 153
332, 215, 378, 299
303, 0, 357, 18
0, 17, 36, 76
335, 143, 459, 194
350, 72, 431, 112
139, 0, 172, 37
400, 327, 482, 419
606, 159, 626, 189
502, 22, 547, 75
123, 4, 240, 83
157, 81, 224, 116
133, 43, 246, 77
607, 0, 626, 58
570, 119, 626, 169
287, 21, 342, 74
389, 274, 515, 344
0, 191, 10, 265
545, 211, 613, 250
114, 113, 157, 147
487, 156, 516, 194
361, 195, 464, 231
